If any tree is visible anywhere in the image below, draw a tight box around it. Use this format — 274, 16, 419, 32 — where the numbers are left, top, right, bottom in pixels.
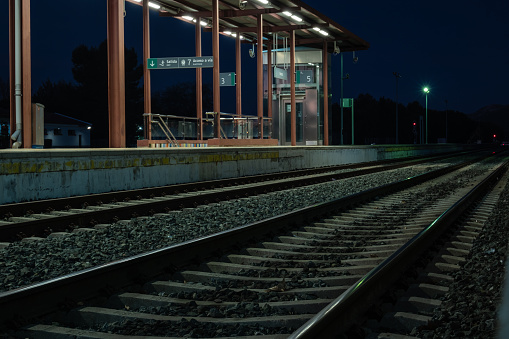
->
152, 82, 213, 118
0, 77, 8, 110
71, 40, 143, 146
32, 79, 76, 114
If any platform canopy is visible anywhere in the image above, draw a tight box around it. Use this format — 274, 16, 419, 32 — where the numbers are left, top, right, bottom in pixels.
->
128, 0, 369, 53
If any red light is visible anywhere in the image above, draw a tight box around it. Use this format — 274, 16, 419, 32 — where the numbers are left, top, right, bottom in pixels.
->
494, 134, 496, 138
413, 122, 416, 126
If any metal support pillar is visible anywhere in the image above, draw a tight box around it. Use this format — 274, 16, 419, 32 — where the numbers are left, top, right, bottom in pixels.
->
323, 41, 329, 146
340, 53, 344, 145
235, 33, 242, 118
196, 17, 203, 140
143, 0, 152, 141
9, 0, 32, 148
107, 0, 126, 148
21, 0, 31, 148
212, 0, 220, 138
290, 30, 296, 146
267, 40, 272, 138
256, 14, 264, 138
8, 0, 15, 145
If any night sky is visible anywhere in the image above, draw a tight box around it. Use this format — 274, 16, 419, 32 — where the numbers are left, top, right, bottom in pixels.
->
1, 0, 508, 115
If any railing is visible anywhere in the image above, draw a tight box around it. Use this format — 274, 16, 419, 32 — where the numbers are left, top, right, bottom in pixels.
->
143, 113, 272, 144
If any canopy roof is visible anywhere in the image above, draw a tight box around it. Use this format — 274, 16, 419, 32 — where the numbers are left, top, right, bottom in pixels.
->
128, 0, 369, 53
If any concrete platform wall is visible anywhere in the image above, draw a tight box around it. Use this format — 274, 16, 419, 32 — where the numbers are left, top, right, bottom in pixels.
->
0, 144, 464, 205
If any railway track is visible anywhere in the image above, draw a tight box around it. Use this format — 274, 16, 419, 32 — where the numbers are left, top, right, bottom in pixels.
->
0, 152, 472, 243
2, 153, 507, 337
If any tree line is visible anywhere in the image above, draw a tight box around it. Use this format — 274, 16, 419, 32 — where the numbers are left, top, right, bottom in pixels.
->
331, 93, 501, 145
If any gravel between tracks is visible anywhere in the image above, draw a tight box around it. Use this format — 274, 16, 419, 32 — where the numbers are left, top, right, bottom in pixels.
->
0, 165, 441, 293
413, 174, 509, 339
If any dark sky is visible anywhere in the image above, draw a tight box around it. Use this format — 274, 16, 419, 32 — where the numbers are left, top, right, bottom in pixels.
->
1, 0, 508, 114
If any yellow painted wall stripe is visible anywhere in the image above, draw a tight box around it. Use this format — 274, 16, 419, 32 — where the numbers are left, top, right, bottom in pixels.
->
0, 151, 280, 175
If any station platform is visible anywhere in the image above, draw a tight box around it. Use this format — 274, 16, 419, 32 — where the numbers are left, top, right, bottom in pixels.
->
0, 144, 470, 205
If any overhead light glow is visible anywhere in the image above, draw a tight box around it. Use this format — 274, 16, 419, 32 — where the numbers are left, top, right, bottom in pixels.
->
257, 0, 269, 4
282, 11, 292, 16
291, 15, 302, 22
200, 20, 208, 26
182, 15, 193, 21
319, 30, 328, 36
133, 0, 142, 2
313, 27, 321, 31
148, 2, 160, 9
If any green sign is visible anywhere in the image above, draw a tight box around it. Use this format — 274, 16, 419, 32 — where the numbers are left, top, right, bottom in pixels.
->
220, 72, 235, 86
296, 70, 314, 84
343, 98, 353, 108
147, 56, 214, 69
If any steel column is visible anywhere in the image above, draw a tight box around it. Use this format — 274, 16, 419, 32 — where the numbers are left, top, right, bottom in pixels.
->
290, 30, 296, 146
8, 0, 15, 144
256, 14, 264, 138
212, 0, 220, 138
107, 0, 126, 148
196, 17, 203, 140
235, 33, 241, 118
143, 0, 151, 141
21, 0, 31, 148
323, 41, 329, 145
267, 39, 272, 138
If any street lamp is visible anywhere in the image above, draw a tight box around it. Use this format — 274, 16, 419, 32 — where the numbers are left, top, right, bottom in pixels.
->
423, 87, 430, 144
393, 72, 402, 144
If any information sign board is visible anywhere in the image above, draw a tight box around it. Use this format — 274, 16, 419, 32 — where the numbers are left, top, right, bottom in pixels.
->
274, 67, 288, 80
147, 56, 214, 69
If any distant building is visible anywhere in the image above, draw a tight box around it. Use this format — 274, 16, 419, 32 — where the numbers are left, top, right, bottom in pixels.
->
0, 109, 92, 148
44, 113, 92, 148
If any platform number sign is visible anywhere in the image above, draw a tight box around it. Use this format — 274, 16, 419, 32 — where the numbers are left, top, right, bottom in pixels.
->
220, 72, 236, 86
296, 70, 314, 84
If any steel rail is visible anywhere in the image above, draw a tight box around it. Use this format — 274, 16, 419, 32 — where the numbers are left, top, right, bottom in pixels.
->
0, 150, 475, 219
289, 160, 509, 338
0, 154, 488, 329
0, 152, 479, 242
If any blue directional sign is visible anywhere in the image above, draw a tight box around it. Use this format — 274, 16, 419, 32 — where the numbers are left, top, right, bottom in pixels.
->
147, 56, 214, 69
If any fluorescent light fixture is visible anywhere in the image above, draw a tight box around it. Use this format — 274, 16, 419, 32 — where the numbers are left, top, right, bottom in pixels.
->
291, 15, 302, 22
308, 62, 314, 66
133, 0, 142, 2
224, 31, 232, 35
282, 11, 292, 16
200, 20, 208, 26
148, 2, 160, 9
182, 15, 194, 21
319, 30, 328, 36
232, 33, 237, 37
257, 0, 269, 4
240, 35, 244, 40
313, 27, 321, 31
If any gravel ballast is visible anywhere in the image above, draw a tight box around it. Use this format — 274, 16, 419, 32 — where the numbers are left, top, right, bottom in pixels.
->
0, 165, 441, 292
